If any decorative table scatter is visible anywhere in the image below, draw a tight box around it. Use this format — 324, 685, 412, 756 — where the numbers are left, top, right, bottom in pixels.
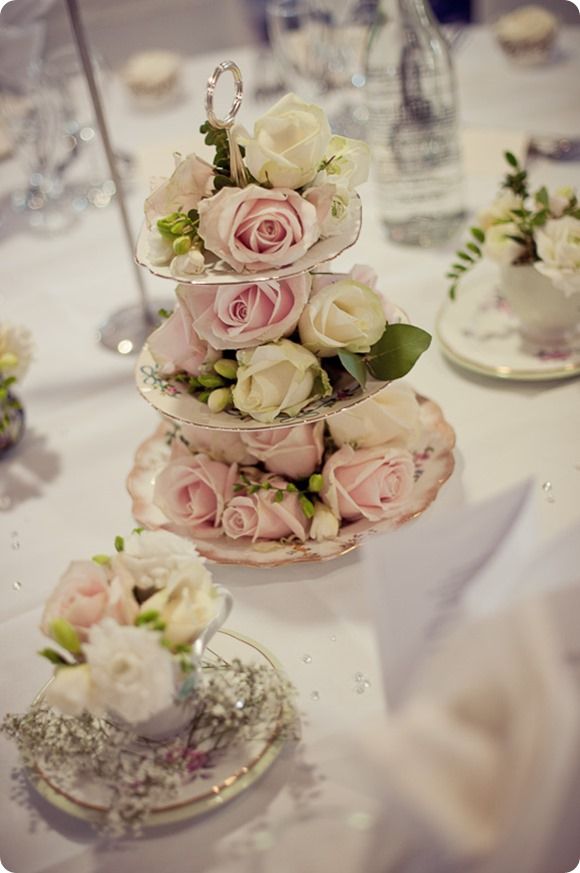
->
0, 321, 34, 456
1, 530, 297, 833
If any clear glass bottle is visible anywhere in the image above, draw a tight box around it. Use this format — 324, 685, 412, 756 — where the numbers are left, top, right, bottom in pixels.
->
365, 0, 465, 246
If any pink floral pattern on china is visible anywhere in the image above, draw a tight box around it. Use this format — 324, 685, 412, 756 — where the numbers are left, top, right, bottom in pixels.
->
126, 394, 455, 567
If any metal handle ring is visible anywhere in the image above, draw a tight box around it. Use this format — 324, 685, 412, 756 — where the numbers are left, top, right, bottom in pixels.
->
205, 60, 243, 129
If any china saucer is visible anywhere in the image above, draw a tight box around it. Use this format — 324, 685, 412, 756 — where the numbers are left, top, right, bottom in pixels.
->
135, 195, 361, 286
30, 630, 288, 828
126, 393, 456, 568
436, 272, 580, 381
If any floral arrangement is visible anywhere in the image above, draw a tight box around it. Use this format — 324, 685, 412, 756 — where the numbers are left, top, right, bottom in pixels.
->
145, 94, 369, 277
448, 151, 580, 298
37, 529, 226, 728
151, 382, 423, 544
148, 264, 431, 423
3, 656, 295, 835
142, 90, 431, 423
0, 322, 34, 447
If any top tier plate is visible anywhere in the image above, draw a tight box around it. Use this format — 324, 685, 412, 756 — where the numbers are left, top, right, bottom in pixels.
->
135, 196, 362, 286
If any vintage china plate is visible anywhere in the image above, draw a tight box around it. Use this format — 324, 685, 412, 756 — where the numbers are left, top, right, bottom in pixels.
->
136, 344, 392, 431
135, 195, 361, 286
126, 394, 456, 567
436, 273, 580, 381
30, 630, 288, 828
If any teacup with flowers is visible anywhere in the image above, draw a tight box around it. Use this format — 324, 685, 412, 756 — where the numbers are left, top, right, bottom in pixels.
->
40, 529, 232, 740
0, 322, 34, 455
448, 152, 580, 344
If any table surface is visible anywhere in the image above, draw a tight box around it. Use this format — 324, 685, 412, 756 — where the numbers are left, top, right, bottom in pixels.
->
1, 25, 580, 873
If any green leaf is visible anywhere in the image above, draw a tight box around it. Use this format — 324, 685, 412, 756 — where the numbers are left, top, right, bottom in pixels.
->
466, 242, 481, 256
38, 647, 70, 666
114, 535, 124, 553
535, 186, 549, 207
337, 349, 367, 389
470, 226, 485, 243
214, 174, 236, 191
366, 323, 432, 381
505, 150, 518, 168
452, 263, 467, 272
449, 284, 457, 301
92, 553, 110, 565
136, 610, 160, 626
457, 251, 473, 262
50, 619, 81, 654
158, 308, 173, 319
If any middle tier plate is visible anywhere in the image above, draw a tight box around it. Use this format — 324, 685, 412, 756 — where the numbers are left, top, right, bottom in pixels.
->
136, 343, 390, 431
127, 393, 456, 567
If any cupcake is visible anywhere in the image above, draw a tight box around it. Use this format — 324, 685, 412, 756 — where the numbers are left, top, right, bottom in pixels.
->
121, 51, 183, 108
494, 5, 558, 66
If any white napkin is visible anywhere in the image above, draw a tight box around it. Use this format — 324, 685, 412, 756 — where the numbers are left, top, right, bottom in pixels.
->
356, 485, 580, 873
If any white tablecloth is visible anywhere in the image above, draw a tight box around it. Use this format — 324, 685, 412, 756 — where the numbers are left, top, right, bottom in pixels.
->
1, 25, 580, 873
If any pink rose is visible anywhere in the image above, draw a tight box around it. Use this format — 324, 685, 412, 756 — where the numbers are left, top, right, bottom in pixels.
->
198, 184, 320, 272
222, 479, 310, 541
148, 302, 219, 377
145, 153, 214, 227
153, 455, 237, 538
241, 421, 324, 479
177, 273, 311, 350
41, 561, 138, 641
321, 445, 415, 522
170, 424, 258, 466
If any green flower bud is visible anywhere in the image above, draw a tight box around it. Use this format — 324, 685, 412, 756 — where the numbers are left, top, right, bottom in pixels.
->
170, 219, 190, 235
213, 358, 239, 380
50, 618, 81, 654
207, 387, 233, 414
308, 473, 323, 493
173, 235, 192, 255
198, 373, 226, 389
197, 390, 211, 403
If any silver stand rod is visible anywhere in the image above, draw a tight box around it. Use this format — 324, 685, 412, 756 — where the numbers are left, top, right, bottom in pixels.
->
64, 0, 155, 330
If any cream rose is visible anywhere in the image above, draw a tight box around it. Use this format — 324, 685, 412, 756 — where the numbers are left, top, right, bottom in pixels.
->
548, 186, 575, 219
328, 383, 422, 450
304, 183, 360, 239
321, 444, 415, 522
298, 278, 386, 356
534, 216, 580, 295
238, 93, 331, 190
144, 153, 214, 227
478, 190, 523, 230
198, 184, 320, 272
142, 571, 219, 647
483, 221, 527, 266
232, 339, 331, 423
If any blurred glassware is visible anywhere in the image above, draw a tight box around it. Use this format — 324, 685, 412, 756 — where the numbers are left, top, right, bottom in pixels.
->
266, 0, 373, 136
0, 59, 73, 232
44, 45, 132, 212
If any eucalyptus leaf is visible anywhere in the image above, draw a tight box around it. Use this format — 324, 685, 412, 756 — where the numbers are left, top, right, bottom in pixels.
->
366, 324, 432, 381
337, 349, 367, 388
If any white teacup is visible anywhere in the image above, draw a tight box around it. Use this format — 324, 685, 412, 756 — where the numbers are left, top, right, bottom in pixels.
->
500, 264, 580, 345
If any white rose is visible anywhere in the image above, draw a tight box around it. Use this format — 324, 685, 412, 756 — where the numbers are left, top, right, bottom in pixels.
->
84, 619, 175, 724
478, 190, 523, 230
0, 323, 34, 382
141, 570, 220, 647
309, 503, 340, 541
313, 134, 370, 189
147, 228, 174, 266
328, 382, 422, 450
534, 216, 580, 295
170, 248, 205, 276
233, 339, 331, 423
304, 183, 360, 239
238, 93, 331, 190
483, 221, 527, 266
44, 665, 98, 717
111, 530, 212, 592
548, 186, 575, 219
298, 278, 386, 356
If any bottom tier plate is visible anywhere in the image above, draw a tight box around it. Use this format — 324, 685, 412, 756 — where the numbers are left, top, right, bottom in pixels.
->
29, 630, 287, 828
127, 394, 456, 567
